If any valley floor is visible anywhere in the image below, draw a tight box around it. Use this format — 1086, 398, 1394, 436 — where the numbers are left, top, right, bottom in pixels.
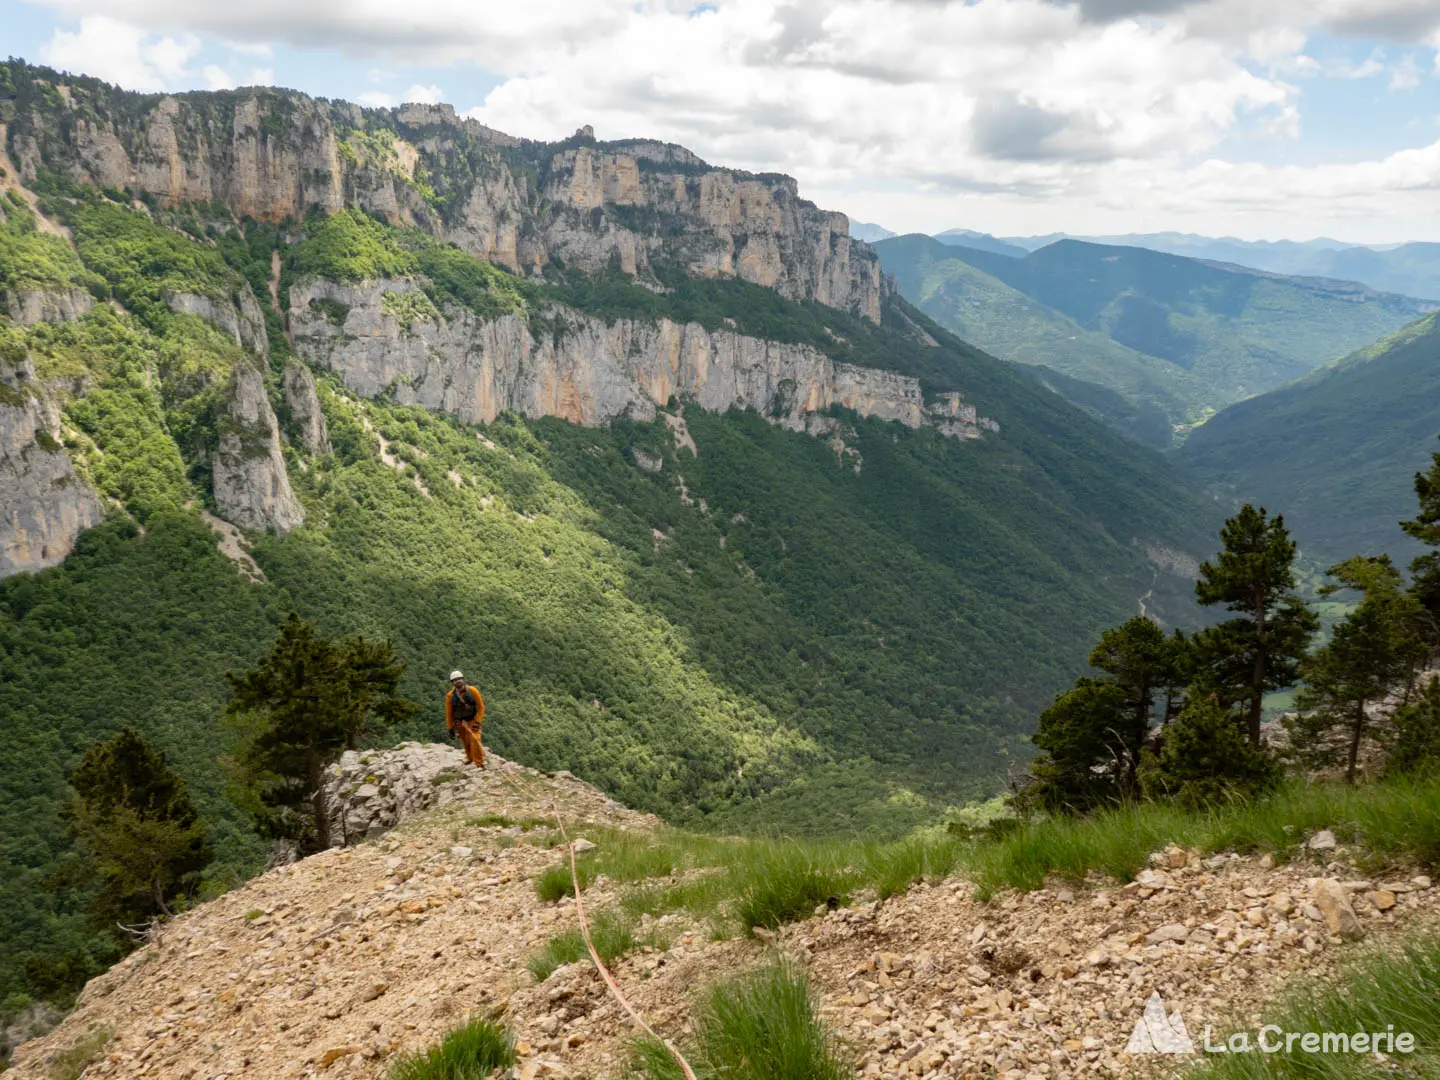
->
10, 749, 1436, 1080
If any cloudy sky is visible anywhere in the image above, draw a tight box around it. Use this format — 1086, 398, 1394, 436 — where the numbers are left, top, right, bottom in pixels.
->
5, 0, 1440, 242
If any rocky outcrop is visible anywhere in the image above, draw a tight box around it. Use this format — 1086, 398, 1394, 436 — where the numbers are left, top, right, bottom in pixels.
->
3, 287, 93, 326
322, 743, 601, 847
0, 354, 103, 578
212, 361, 304, 533
163, 288, 268, 356
925, 392, 1002, 440
291, 280, 987, 440
282, 361, 330, 455
8, 75, 884, 320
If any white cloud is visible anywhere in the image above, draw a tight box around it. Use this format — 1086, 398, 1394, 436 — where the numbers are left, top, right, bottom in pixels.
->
203, 63, 233, 90
357, 91, 396, 108
22, 0, 1440, 239
1389, 53, 1423, 90
38, 14, 201, 91
402, 83, 444, 104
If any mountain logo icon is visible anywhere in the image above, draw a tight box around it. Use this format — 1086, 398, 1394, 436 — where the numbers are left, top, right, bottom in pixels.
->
1124, 992, 1195, 1054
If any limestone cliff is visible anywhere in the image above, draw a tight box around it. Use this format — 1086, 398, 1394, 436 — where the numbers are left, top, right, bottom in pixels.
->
0, 354, 103, 576
5, 69, 884, 321
282, 360, 331, 456
163, 287, 269, 357
212, 361, 305, 533
289, 279, 981, 437
3, 286, 94, 326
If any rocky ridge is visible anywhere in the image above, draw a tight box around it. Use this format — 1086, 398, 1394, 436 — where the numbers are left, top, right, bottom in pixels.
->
10, 743, 1436, 1080
6, 71, 883, 321
291, 279, 988, 436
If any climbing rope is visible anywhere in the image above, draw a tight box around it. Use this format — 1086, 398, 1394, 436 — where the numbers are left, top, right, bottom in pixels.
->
491, 762, 698, 1080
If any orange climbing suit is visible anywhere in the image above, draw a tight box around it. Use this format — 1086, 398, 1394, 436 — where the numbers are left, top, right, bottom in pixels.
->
445, 684, 486, 767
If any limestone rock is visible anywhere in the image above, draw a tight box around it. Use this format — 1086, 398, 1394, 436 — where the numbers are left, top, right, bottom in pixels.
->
1312, 879, 1364, 940
0, 355, 104, 579
163, 289, 268, 356
212, 362, 304, 533
291, 280, 994, 442
1307, 829, 1337, 851
3, 287, 94, 327
282, 361, 331, 455
324, 742, 492, 847
15, 85, 883, 322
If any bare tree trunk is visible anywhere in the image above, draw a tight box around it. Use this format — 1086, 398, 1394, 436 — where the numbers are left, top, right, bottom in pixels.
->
308, 747, 331, 851
1250, 595, 1268, 746
1346, 699, 1366, 785
153, 877, 172, 918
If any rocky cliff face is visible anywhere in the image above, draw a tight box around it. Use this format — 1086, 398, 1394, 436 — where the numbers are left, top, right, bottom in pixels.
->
0, 354, 103, 576
5, 72, 884, 321
3, 286, 94, 326
282, 360, 331, 456
164, 287, 269, 357
212, 361, 305, 533
290, 279, 970, 437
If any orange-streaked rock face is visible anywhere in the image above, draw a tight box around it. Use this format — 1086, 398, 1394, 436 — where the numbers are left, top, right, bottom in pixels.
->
14, 83, 885, 323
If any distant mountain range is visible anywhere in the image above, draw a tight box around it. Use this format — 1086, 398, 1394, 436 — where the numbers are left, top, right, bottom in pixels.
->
850, 220, 1440, 303
874, 234, 1430, 445
1181, 312, 1440, 562
849, 221, 896, 242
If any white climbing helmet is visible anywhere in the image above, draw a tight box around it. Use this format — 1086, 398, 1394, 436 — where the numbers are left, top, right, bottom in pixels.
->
449, 670, 464, 681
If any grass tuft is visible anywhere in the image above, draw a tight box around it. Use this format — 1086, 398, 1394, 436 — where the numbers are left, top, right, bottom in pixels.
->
1190, 927, 1440, 1080
527, 911, 637, 982
385, 1016, 516, 1080
627, 961, 853, 1080
46, 1026, 112, 1080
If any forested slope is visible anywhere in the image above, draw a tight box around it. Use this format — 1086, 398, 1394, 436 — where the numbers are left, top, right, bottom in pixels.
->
1182, 312, 1440, 561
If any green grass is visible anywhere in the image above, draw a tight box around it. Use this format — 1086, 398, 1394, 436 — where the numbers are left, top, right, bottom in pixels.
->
534, 828, 970, 936
1190, 928, 1440, 1080
527, 911, 637, 982
385, 1016, 516, 1080
958, 775, 1440, 899
627, 961, 853, 1080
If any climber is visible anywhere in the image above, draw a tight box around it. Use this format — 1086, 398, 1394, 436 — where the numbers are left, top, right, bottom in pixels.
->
445, 670, 486, 768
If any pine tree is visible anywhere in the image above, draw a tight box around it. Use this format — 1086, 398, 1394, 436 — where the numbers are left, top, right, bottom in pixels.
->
1028, 679, 1130, 811
1027, 617, 1188, 810
67, 729, 211, 921
1144, 694, 1278, 806
1388, 678, 1440, 777
1399, 441, 1440, 644
226, 614, 415, 853
1193, 505, 1318, 746
1287, 556, 1428, 783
